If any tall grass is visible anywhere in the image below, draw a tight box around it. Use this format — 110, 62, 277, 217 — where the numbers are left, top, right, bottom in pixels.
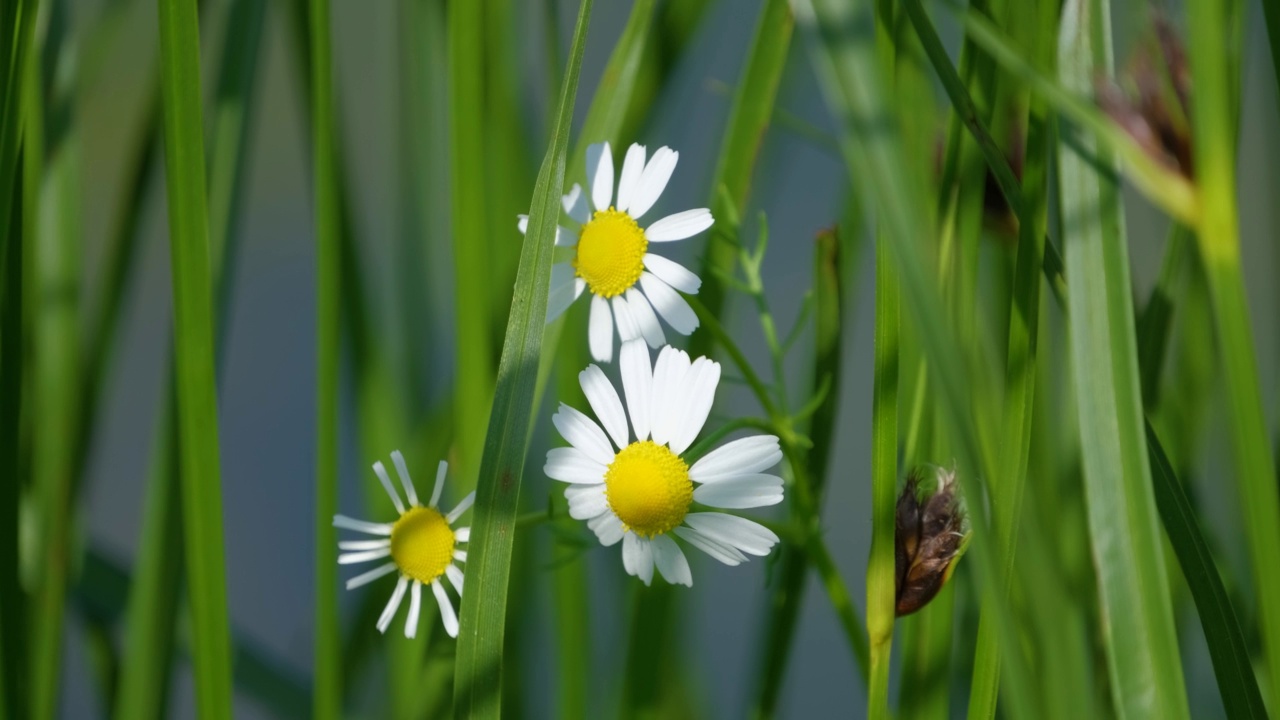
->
9, 0, 1280, 717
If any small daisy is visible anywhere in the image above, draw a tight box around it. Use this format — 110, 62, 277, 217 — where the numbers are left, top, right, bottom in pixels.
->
518, 141, 713, 363
544, 340, 784, 586
334, 452, 473, 638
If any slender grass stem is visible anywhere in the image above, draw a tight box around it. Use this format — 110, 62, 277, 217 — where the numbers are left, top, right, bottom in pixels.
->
157, 0, 233, 714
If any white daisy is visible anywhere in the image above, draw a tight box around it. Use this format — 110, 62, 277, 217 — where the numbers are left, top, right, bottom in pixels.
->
334, 452, 473, 638
518, 141, 712, 363
543, 340, 784, 586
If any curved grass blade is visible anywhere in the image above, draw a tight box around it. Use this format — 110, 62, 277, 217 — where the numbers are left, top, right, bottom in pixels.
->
307, 0, 341, 714
1186, 0, 1280, 705
451, 1, 593, 716
157, 0, 234, 714
1056, 1, 1189, 715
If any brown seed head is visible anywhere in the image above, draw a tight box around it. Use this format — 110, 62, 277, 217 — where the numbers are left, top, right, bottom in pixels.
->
895, 467, 969, 617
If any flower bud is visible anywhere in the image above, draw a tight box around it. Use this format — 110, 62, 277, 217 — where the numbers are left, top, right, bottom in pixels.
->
895, 467, 969, 617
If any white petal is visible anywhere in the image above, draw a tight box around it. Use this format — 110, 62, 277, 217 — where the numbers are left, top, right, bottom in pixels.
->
615, 143, 646, 212
675, 526, 747, 566
649, 346, 691, 447
552, 402, 616, 465
565, 484, 610, 520
445, 564, 465, 596
453, 549, 468, 562
683, 513, 779, 556
619, 340, 653, 441
446, 491, 475, 524
586, 142, 614, 211
589, 294, 614, 363
563, 183, 590, 224
372, 461, 405, 513
622, 533, 655, 585
588, 512, 625, 546
339, 539, 391, 551
645, 208, 713, 242
517, 215, 575, 246
611, 295, 641, 343
377, 577, 409, 633
650, 535, 693, 587
390, 451, 420, 507
544, 447, 608, 484
547, 264, 585, 324
693, 474, 785, 509
668, 357, 720, 455
405, 581, 423, 639
345, 562, 397, 590
429, 460, 447, 508
689, 435, 783, 482
639, 273, 699, 335
454, 527, 470, 543
333, 515, 393, 536
625, 288, 665, 348
579, 364, 629, 449
628, 147, 678, 219
431, 581, 460, 638
339, 547, 392, 565
643, 254, 701, 293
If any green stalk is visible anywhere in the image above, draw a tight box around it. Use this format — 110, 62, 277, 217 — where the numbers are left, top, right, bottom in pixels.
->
1056, 0, 1188, 716
114, 1, 265, 716
0, 169, 21, 720
1187, 0, 1280, 706
695, 0, 793, 340
307, 0, 341, 714
449, 0, 494, 489
157, 0, 233, 714
28, 22, 81, 720
0, 0, 38, 263
450, 1, 592, 716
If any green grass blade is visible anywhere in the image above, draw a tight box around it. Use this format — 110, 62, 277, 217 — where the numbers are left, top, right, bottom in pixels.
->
0, 0, 38, 272
157, 0, 234, 714
1187, 0, 1280, 705
1056, 1, 1189, 716
28, 23, 82, 720
0, 176, 20, 720
450, 1, 593, 716
695, 0, 793, 338
449, 0, 495, 489
307, 0, 341, 714
1146, 422, 1269, 719
1136, 225, 1191, 408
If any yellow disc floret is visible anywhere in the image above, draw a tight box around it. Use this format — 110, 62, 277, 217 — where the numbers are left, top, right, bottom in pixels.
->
574, 208, 647, 297
604, 441, 692, 537
390, 506, 456, 584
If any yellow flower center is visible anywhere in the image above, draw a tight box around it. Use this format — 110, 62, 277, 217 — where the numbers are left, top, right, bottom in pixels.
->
604, 441, 692, 537
390, 506, 455, 584
574, 208, 647, 298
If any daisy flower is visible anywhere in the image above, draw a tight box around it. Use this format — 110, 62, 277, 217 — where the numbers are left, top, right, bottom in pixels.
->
333, 452, 473, 638
543, 340, 784, 586
518, 141, 713, 363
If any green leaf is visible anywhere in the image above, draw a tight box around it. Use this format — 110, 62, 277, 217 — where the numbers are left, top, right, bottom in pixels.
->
1056, 1, 1189, 716
157, 0, 234, 714
450, 1, 593, 717
306, 0, 342, 715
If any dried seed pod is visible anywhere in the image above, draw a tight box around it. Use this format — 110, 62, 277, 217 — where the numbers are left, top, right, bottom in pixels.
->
895, 467, 969, 617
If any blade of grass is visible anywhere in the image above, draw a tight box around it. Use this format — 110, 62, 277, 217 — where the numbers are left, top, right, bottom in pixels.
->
1056, 0, 1189, 715
448, 0, 494, 490
0, 152, 23, 720
0, 0, 38, 279
115, 1, 265, 715
28, 20, 82, 719
450, 1, 593, 716
695, 0, 792, 344
798, 0, 1041, 715
1136, 225, 1191, 408
307, 0, 341, 714
157, 0, 234, 714
1186, 0, 1280, 706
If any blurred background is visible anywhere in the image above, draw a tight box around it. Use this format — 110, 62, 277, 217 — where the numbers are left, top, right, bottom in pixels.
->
29, 0, 1280, 717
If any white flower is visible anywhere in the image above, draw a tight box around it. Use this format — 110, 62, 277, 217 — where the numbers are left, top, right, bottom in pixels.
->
334, 452, 473, 638
518, 142, 712, 363
543, 340, 784, 586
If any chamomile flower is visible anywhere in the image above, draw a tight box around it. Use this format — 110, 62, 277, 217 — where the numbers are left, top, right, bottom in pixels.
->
334, 452, 473, 638
544, 340, 784, 586
518, 142, 713, 363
